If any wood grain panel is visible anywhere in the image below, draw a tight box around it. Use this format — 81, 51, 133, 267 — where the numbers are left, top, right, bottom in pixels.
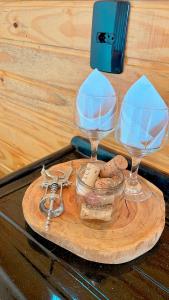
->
0, 0, 169, 178
0, 139, 30, 176
0, 1, 169, 63
0, 1, 168, 9
0, 2, 92, 51
0, 42, 90, 90
0, 92, 76, 157
0, 50, 169, 105
0, 42, 169, 101
0, 69, 77, 176
0, 163, 12, 177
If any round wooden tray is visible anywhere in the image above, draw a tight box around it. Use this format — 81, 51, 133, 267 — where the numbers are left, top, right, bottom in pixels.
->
22, 159, 165, 264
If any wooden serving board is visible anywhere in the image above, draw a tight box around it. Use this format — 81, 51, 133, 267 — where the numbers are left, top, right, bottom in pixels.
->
22, 159, 165, 264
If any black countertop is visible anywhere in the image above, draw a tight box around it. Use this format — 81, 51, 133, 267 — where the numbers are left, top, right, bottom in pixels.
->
0, 136, 169, 300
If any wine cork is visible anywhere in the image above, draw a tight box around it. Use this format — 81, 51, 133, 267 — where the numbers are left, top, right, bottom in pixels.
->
80, 203, 112, 221
81, 163, 101, 187
100, 155, 128, 178
76, 163, 101, 196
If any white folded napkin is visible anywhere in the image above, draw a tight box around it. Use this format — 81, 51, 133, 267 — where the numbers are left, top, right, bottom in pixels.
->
77, 69, 116, 131
119, 75, 168, 150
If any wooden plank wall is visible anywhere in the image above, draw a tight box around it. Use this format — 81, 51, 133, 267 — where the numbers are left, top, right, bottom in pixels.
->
0, 0, 169, 177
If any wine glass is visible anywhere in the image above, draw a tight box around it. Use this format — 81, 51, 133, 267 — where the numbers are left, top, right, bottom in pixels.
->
115, 102, 169, 202
75, 92, 117, 160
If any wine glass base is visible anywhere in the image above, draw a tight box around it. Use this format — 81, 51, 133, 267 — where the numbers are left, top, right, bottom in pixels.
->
124, 178, 152, 202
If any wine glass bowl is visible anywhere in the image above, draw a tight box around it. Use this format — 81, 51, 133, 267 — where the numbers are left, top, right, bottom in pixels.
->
115, 102, 169, 202
75, 92, 117, 160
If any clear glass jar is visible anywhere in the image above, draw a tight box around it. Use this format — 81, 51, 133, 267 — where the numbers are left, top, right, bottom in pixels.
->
76, 162, 125, 229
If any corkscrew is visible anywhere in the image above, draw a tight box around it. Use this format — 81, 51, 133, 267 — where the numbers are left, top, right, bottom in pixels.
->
39, 164, 73, 231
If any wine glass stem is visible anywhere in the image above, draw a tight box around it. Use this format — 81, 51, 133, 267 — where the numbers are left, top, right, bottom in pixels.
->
90, 139, 99, 160
129, 156, 142, 186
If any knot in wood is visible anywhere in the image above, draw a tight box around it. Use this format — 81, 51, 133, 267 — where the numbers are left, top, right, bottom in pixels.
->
13, 22, 18, 28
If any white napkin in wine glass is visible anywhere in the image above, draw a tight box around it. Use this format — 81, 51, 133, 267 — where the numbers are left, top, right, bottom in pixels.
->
77, 69, 116, 131
120, 75, 168, 150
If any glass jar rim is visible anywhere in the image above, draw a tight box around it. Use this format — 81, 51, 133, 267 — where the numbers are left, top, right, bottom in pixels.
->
77, 162, 124, 192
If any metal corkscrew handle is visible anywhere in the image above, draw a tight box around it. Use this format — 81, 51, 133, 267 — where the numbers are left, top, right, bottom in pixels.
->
40, 164, 73, 231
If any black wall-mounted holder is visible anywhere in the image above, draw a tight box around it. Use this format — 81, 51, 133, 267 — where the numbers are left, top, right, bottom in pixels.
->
90, 0, 130, 74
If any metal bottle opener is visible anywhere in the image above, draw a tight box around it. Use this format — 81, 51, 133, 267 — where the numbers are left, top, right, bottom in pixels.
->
39, 164, 73, 230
